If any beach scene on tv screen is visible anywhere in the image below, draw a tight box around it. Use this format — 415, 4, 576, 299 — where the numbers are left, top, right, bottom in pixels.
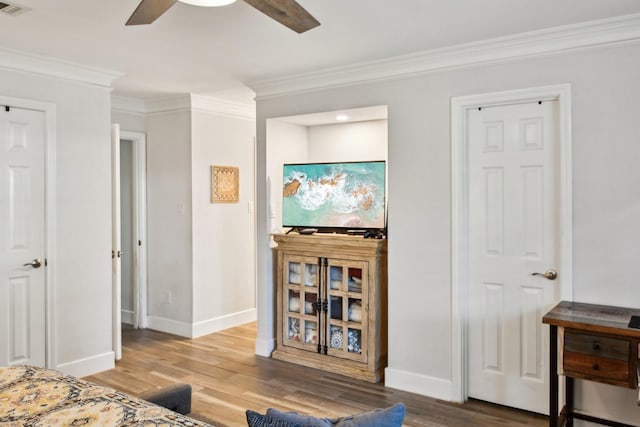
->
282, 161, 385, 229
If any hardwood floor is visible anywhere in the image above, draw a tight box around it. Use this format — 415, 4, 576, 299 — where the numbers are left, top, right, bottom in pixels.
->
85, 322, 547, 427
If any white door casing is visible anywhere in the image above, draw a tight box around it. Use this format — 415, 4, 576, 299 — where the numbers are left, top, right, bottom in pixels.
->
451, 85, 573, 409
111, 124, 122, 360
0, 106, 46, 367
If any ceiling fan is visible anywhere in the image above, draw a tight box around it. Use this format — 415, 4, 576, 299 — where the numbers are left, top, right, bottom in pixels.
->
126, 0, 320, 33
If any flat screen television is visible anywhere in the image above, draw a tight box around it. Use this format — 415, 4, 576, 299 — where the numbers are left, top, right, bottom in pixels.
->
282, 161, 386, 232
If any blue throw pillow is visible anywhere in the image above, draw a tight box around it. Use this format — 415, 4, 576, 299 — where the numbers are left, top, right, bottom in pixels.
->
331, 403, 405, 426
265, 408, 330, 427
266, 403, 405, 427
246, 409, 302, 427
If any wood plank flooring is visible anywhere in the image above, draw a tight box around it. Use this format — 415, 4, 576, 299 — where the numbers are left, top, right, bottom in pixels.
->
84, 322, 547, 427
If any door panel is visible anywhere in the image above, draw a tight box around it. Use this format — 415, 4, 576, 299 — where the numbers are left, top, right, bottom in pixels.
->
0, 107, 46, 367
468, 100, 559, 414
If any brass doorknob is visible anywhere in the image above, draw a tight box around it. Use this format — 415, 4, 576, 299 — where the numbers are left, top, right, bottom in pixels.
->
23, 258, 42, 269
531, 269, 557, 280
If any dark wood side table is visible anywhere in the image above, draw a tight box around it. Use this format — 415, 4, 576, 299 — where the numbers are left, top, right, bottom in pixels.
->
543, 301, 640, 427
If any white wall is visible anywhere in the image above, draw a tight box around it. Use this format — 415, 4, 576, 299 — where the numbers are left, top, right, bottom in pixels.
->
255, 42, 640, 424
114, 99, 257, 338
191, 109, 257, 333
266, 120, 308, 234
0, 68, 113, 376
146, 110, 194, 328
307, 120, 387, 163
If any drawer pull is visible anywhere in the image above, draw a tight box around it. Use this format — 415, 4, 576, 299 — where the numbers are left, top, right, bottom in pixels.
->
592, 342, 601, 350
592, 363, 599, 370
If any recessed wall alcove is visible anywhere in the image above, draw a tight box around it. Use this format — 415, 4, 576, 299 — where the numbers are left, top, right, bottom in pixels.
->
266, 105, 388, 235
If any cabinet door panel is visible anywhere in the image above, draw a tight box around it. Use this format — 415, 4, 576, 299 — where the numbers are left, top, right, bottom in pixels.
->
326, 259, 368, 363
282, 255, 322, 352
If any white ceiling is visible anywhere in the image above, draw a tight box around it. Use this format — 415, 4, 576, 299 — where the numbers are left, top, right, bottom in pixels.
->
276, 105, 388, 127
1, 0, 639, 104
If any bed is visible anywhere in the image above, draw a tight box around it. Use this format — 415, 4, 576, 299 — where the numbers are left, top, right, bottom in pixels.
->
0, 365, 214, 426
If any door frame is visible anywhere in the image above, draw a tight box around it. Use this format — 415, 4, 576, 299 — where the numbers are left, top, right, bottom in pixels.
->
112, 130, 148, 343
0, 95, 57, 369
450, 84, 573, 403
120, 131, 148, 329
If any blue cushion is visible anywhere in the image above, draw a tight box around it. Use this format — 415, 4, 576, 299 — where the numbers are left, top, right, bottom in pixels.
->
246, 410, 302, 427
265, 403, 405, 427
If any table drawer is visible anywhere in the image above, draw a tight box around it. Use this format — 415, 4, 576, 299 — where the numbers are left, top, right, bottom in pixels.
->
563, 351, 630, 382
564, 331, 629, 360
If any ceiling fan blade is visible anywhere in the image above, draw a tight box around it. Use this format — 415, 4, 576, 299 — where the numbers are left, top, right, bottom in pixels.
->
126, 0, 177, 25
243, 0, 320, 33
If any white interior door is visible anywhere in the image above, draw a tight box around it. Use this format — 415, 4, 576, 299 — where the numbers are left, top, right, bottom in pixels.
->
0, 106, 46, 367
467, 100, 560, 414
112, 124, 122, 360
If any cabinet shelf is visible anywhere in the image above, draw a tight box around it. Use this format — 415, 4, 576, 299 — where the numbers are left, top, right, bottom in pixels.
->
272, 233, 387, 383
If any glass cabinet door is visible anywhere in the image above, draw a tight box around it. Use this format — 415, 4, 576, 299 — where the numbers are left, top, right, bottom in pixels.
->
282, 255, 320, 352
325, 259, 368, 363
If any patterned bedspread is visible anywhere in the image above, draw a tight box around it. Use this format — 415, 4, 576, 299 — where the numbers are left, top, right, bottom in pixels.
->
0, 365, 214, 426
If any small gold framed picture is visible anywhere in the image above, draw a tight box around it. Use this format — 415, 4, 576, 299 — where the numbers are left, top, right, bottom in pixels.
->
211, 165, 239, 203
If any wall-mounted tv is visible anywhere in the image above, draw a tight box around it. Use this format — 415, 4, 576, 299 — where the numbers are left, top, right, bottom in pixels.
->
282, 161, 386, 231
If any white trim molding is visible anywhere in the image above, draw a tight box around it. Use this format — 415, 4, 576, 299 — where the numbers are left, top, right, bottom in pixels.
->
147, 309, 257, 339
146, 316, 193, 338
111, 96, 147, 115
56, 352, 115, 378
450, 84, 573, 403
191, 308, 257, 338
0, 46, 121, 88
111, 94, 256, 120
191, 94, 256, 120
249, 13, 640, 99
385, 368, 454, 401
255, 338, 275, 357
121, 310, 135, 325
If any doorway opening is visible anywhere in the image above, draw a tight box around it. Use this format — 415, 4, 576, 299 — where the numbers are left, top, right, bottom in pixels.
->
112, 129, 148, 360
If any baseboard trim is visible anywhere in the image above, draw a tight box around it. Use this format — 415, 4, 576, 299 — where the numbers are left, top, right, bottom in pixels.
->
192, 308, 257, 338
147, 310, 258, 339
56, 352, 115, 378
147, 316, 193, 338
255, 337, 276, 357
385, 367, 454, 402
121, 309, 134, 325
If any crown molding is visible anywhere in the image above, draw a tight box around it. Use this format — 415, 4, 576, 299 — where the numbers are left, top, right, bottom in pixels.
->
249, 13, 640, 100
190, 94, 255, 120
111, 93, 255, 119
145, 95, 192, 114
0, 46, 121, 88
111, 96, 147, 115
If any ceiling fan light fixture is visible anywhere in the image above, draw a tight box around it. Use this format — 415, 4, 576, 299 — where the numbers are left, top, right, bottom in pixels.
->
178, 0, 237, 7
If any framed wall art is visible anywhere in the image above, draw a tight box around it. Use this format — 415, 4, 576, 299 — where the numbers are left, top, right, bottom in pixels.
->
211, 165, 239, 203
